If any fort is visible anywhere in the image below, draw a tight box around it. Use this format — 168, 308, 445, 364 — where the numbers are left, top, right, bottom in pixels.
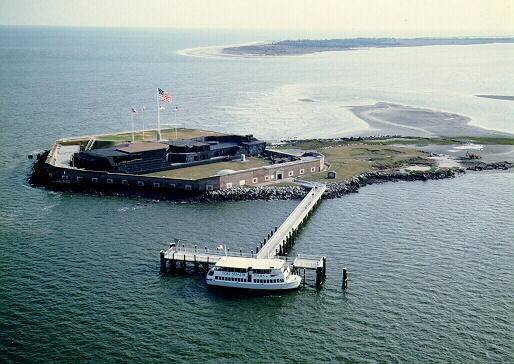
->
35, 128, 325, 194
31, 128, 514, 202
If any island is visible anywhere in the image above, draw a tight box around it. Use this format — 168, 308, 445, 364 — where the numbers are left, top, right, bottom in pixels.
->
223, 37, 514, 56
30, 127, 514, 202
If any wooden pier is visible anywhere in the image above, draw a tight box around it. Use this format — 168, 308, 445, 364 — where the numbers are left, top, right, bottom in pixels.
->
256, 181, 326, 259
160, 181, 329, 287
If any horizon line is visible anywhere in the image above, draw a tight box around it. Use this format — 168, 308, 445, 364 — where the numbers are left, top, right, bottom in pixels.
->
0, 25, 513, 39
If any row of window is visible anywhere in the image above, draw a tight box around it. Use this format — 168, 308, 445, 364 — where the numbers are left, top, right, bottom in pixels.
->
215, 276, 248, 282
214, 276, 285, 284
254, 278, 284, 284
70, 176, 215, 191
225, 166, 319, 188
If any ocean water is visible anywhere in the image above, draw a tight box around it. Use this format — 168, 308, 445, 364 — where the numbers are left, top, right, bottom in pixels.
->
0, 27, 513, 362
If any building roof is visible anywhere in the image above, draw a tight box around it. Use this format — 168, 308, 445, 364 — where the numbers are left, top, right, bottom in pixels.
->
83, 147, 127, 158
166, 140, 210, 148
215, 256, 285, 270
116, 142, 168, 154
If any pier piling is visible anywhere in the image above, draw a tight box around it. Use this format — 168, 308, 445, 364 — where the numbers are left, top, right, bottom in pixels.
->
342, 268, 348, 289
159, 182, 339, 289
160, 250, 166, 273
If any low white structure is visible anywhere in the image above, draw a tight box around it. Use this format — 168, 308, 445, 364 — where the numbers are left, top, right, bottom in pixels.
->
206, 256, 302, 290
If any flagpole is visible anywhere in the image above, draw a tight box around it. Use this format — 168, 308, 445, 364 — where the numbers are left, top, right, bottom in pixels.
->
141, 107, 145, 141
174, 107, 178, 140
156, 92, 161, 141
131, 112, 135, 143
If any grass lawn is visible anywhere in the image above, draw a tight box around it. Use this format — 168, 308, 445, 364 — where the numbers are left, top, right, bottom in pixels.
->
303, 144, 430, 182
95, 128, 225, 142
145, 158, 271, 180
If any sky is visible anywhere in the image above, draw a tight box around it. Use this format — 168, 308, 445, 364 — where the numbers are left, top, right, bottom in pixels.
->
1, 0, 513, 37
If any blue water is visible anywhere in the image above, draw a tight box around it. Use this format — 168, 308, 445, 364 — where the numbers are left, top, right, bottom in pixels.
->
1, 27, 513, 362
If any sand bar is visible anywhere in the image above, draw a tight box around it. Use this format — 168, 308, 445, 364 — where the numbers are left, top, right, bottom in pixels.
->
350, 102, 511, 138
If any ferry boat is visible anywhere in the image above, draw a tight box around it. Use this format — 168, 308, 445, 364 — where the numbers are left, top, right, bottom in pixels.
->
206, 256, 302, 290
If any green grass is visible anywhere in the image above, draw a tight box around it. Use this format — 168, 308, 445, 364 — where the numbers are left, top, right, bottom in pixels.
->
303, 144, 431, 182
457, 136, 514, 145
95, 128, 225, 142
145, 158, 271, 180
279, 136, 514, 149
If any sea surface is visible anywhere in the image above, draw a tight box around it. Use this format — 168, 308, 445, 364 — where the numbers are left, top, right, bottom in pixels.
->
0, 27, 513, 362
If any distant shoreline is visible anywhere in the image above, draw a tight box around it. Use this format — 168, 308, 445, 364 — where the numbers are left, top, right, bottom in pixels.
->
222, 37, 514, 56
475, 95, 514, 101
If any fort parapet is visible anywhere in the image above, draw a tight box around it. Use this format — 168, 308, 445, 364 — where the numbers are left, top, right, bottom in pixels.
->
38, 128, 325, 194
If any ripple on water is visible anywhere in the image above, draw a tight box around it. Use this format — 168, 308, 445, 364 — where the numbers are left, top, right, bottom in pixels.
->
1, 173, 513, 362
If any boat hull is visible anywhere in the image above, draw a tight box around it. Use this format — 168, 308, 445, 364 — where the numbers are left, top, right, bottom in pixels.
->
206, 276, 301, 291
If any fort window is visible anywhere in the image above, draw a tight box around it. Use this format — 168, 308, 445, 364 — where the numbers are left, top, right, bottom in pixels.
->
264, 175, 270, 181
91, 177, 98, 183
153, 182, 160, 188
137, 181, 144, 187
252, 178, 258, 184
206, 185, 213, 191
299, 169, 305, 175
169, 183, 176, 188
239, 180, 246, 186
288, 171, 294, 177
226, 182, 233, 188
185, 185, 192, 190
122, 180, 128, 185
76, 176, 83, 182
106, 178, 113, 184
311, 167, 316, 172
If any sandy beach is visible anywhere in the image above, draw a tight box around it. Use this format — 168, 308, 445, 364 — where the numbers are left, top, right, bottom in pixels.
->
350, 102, 511, 137
177, 42, 266, 59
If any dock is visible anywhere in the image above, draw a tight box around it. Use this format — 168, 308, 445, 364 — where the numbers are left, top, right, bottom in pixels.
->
256, 181, 326, 259
160, 181, 329, 286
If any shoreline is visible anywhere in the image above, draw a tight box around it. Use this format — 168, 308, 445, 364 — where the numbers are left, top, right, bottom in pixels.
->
29, 150, 512, 203
221, 37, 514, 57
349, 102, 513, 138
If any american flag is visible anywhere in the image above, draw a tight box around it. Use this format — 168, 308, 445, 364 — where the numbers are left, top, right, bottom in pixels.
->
158, 88, 172, 103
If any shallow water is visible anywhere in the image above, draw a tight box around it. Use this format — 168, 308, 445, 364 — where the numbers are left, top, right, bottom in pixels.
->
1, 27, 513, 362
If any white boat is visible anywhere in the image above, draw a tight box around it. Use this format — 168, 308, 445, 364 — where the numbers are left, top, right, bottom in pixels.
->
206, 256, 302, 290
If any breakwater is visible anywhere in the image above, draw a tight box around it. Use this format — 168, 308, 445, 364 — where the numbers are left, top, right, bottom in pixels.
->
30, 151, 511, 203
198, 168, 465, 202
